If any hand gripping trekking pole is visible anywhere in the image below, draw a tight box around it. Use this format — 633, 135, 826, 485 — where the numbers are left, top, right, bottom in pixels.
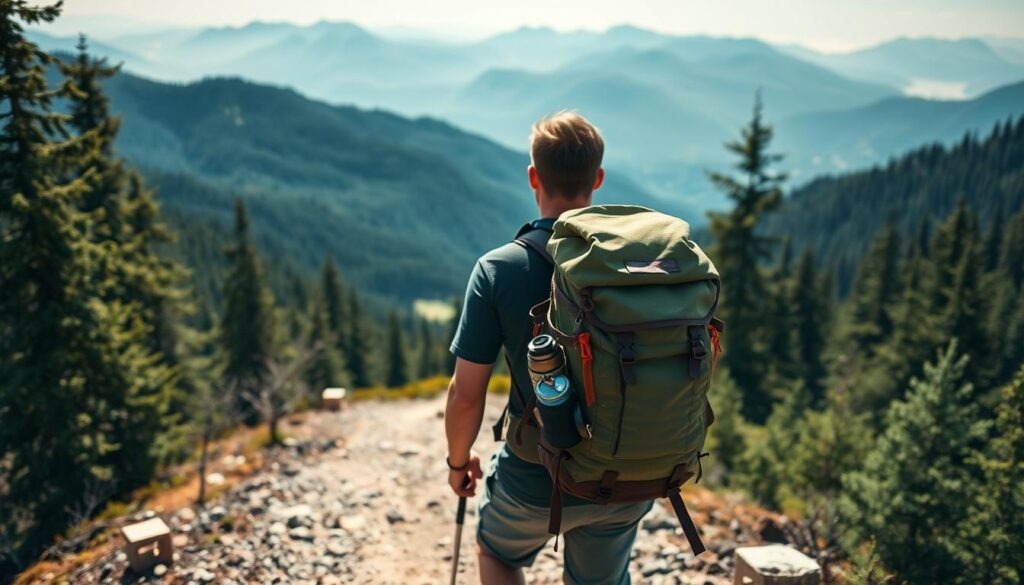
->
450, 491, 468, 585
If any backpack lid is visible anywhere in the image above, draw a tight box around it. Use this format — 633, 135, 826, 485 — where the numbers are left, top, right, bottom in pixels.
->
549, 205, 719, 290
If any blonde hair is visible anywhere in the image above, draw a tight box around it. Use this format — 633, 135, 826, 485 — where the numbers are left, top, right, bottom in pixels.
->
530, 111, 604, 199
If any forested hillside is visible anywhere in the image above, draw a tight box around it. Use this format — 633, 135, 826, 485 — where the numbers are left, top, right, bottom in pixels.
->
765, 116, 1024, 293
97, 71, 673, 304
703, 97, 1023, 583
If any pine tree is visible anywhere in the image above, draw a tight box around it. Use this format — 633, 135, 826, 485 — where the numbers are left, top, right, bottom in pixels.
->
929, 198, 978, 312
846, 223, 901, 352
60, 35, 123, 225
852, 248, 940, 417
961, 366, 1024, 583
790, 249, 827, 402
704, 368, 746, 485
0, 0, 151, 562
982, 204, 1005, 273
221, 200, 275, 425
997, 209, 1024, 291
706, 92, 786, 423
840, 342, 990, 584
763, 240, 795, 390
305, 297, 349, 394
385, 311, 409, 388
321, 256, 349, 354
735, 381, 809, 508
417, 318, 436, 380
346, 290, 374, 388
942, 239, 989, 389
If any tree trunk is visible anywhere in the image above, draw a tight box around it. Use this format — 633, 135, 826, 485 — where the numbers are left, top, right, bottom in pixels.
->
197, 425, 211, 506
269, 409, 281, 446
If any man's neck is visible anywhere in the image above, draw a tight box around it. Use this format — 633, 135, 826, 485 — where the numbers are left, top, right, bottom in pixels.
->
539, 194, 590, 219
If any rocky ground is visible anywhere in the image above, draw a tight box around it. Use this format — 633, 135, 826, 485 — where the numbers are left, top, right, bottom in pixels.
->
34, 395, 791, 585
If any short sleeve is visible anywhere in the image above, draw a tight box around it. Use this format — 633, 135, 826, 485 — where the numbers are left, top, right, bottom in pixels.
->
450, 259, 503, 365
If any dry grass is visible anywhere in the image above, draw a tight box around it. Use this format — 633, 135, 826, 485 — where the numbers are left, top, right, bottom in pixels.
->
350, 374, 510, 401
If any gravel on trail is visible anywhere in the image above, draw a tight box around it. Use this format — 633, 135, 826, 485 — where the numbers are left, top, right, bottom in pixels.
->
51, 395, 784, 585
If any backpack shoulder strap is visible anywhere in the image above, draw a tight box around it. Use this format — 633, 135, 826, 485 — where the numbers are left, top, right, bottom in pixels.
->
513, 225, 554, 265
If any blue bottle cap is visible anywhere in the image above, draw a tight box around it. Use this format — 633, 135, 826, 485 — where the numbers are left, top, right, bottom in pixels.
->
535, 375, 571, 406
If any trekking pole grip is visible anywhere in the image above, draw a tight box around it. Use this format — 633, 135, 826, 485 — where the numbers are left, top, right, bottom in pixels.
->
456, 494, 467, 525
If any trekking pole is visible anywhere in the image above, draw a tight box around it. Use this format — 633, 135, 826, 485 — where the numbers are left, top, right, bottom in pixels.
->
449, 493, 467, 585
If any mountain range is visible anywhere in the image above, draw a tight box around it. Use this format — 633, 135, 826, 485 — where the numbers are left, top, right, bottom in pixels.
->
29, 24, 1024, 212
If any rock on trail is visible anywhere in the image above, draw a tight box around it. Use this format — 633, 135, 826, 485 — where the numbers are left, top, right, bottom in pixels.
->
53, 395, 780, 584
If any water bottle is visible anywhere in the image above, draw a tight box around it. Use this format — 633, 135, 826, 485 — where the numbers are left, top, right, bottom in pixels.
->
527, 334, 590, 449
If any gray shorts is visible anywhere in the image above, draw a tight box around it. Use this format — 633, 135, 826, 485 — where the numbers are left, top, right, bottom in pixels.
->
476, 470, 653, 585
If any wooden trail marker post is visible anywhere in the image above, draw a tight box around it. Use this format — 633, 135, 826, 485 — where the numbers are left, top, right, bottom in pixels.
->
733, 544, 821, 585
322, 387, 347, 411
121, 517, 173, 573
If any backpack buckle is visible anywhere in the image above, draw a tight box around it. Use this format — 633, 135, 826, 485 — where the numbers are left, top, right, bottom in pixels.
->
691, 338, 707, 360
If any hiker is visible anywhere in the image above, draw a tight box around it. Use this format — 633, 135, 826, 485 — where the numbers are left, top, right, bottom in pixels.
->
443, 111, 638, 585
444, 111, 720, 585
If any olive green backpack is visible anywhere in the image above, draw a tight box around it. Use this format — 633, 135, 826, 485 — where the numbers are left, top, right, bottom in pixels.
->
510, 205, 722, 554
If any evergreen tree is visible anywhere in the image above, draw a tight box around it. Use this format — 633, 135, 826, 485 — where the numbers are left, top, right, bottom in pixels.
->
385, 310, 409, 388
840, 342, 989, 584
789, 403, 870, 503
304, 297, 349, 394
735, 381, 809, 508
61, 36, 188, 474
982, 204, 1004, 273
704, 368, 746, 485
221, 200, 275, 425
346, 290, 374, 388
706, 92, 786, 423
0, 0, 155, 563
60, 35, 123, 224
997, 209, 1024, 291
929, 198, 978, 312
790, 249, 828, 402
961, 366, 1024, 583
417, 318, 436, 380
942, 239, 989, 389
845, 223, 901, 352
320, 256, 349, 354
852, 247, 940, 417
763, 239, 794, 389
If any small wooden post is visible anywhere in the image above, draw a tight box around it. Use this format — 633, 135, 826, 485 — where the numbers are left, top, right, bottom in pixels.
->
122, 517, 173, 573
733, 545, 821, 585
322, 387, 347, 411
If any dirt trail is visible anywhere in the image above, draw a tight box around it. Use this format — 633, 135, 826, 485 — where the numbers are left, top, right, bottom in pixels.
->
47, 395, 775, 585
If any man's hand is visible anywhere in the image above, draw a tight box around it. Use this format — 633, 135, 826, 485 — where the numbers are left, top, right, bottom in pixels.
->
448, 451, 484, 497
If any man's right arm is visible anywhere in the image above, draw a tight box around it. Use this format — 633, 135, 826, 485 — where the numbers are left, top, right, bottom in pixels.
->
445, 358, 492, 496
445, 258, 503, 496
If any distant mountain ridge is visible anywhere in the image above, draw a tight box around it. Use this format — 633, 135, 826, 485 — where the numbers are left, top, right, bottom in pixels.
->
31, 22, 1024, 215
784, 37, 1024, 99
777, 80, 1024, 179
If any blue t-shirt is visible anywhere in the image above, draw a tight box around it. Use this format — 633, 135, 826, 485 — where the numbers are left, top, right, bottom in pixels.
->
450, 218, 582, 508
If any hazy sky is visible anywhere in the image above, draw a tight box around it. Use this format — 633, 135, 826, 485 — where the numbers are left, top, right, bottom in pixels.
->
47, 0, 1024, 52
